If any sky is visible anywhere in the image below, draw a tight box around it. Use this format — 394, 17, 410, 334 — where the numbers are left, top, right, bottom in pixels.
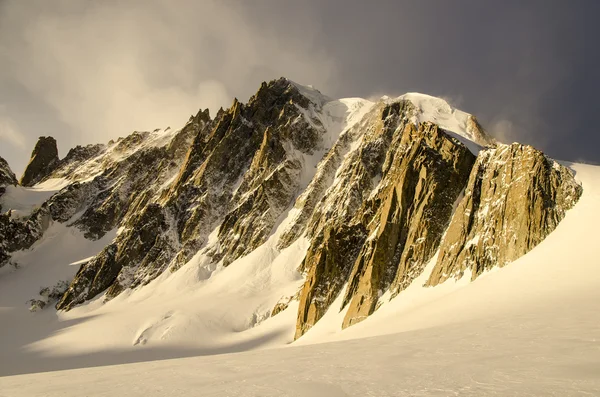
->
1, 0, 599, 176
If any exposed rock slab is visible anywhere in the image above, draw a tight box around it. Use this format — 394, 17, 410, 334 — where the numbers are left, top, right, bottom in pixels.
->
340, 122, 475, 329
295, 223, 367, 339
427, 144, 582, 286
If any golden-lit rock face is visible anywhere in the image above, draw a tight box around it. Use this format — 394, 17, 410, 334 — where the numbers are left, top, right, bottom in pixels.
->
427, 143, 582, 287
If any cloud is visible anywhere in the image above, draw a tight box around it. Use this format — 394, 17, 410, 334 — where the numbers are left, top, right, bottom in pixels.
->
0, 0, 335, 147
487, 119, 518, 145
0, 0, 598, 165
0, 115, 26, 150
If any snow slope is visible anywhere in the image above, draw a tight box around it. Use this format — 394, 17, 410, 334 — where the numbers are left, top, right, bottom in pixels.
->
0, 178, 69, 218
1, 301, 597, 396
294, 95, 374, 189
0, 163, 598, 396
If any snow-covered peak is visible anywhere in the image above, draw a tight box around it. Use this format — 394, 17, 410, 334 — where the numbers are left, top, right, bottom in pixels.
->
388, 92, 495, 153
287, 83, 494, 154
395, 92, 470, 133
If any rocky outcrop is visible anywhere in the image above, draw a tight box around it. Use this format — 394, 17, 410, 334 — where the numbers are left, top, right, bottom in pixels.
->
57, 204, 170, 310
427, 144, 582, 285
341, 122, 475, 328
0, 206, 51, 267
47, 143, 106, 181
0, 156, 17, 205
295, 223, 366, 339
292, 102, 409, 337
20, 136, 59, 186
465, 115, 495, 147
214, 82, 324, 266
72, 146, 173, 240
0, 156, 17, 190
294, 101, 476, 337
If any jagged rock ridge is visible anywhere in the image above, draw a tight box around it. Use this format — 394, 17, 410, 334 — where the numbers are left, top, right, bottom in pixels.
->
0, 78, 582, 338
57, 78, 335, 309
0, 118, 201, 269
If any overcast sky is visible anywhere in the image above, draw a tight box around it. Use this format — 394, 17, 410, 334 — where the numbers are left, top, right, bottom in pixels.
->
1, 0, 598, 175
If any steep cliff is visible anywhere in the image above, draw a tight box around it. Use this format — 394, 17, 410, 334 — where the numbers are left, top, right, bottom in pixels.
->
294, 101, 477, 337
341, 121, 475, 329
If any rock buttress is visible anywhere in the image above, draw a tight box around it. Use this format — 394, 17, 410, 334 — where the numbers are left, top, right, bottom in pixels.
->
341, 122, 476, 328
427, 143, 582, 286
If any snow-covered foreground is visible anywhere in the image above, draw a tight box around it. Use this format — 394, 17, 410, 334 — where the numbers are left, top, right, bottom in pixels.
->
0, 290, 598, 396
0, 163, 599, 395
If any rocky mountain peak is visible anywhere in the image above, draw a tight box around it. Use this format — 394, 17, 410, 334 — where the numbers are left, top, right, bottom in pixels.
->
190, 108, 211, 124
19, 136, 59, 187
0, 78, 584, 343
390, 93, 496, 150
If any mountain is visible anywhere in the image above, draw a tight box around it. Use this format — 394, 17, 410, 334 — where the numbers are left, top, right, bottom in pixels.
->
0, 78, 588, 380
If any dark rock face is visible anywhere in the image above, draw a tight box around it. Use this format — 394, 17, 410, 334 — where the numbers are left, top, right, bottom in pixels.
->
0, 156, 17, 191
57, 204, 170, 310
20, 136, 59, 187
57, 243, 118, 309
0, 156, 17, 207
295, 223, 367, 339
0, 207, 51, 267
213, 88, 323, 266
426, 143, 582, 286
